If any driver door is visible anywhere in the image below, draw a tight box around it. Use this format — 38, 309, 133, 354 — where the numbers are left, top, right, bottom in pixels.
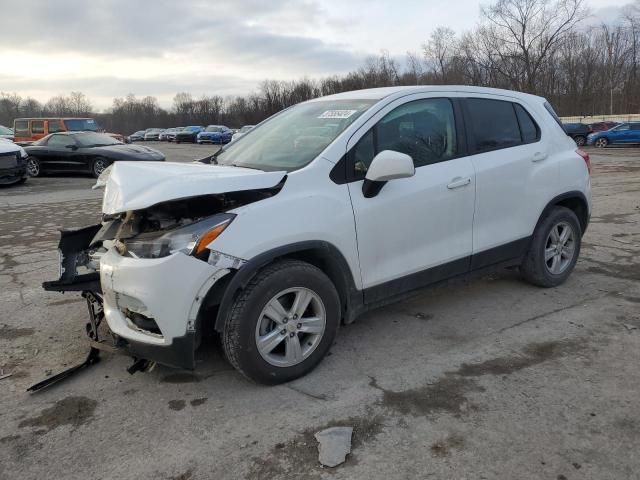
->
44, 134, 82, 171
346, 95, 475, 302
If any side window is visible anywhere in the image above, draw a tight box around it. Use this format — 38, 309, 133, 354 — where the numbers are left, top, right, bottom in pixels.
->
31, 120, 45, 134
48, 120, 64, 133
47, 134, 76, 148
514, 104, 540, 143
14, 120, 29, 135
631, 123, 640, 131
466, 98, 521, 152
350, 98, 457, 176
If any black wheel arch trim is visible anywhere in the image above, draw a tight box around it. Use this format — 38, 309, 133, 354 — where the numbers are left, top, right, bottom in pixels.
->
212, 240, 362, 331
536, 190, 590, 236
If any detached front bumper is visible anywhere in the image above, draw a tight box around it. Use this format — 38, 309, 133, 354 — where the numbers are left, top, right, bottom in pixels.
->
43, 225, 231, 369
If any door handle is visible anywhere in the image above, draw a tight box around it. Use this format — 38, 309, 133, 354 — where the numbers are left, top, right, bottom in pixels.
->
447, 177, 471, 189
532, 152, 548, 162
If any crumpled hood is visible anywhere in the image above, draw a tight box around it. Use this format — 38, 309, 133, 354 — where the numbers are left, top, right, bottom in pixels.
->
99, 161, 286, 215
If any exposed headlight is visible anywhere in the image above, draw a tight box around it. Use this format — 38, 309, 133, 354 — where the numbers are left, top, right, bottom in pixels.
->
122, 213, 235, 259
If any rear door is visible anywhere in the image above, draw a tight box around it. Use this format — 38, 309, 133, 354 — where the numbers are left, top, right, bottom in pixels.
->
346, 95, 475, 300
462, 97, 546, 266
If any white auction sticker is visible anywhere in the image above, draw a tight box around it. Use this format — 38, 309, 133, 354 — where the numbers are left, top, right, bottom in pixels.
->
318, 110, 358, 119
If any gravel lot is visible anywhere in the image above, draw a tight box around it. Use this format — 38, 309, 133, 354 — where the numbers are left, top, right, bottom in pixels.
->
1, 143, 639, 480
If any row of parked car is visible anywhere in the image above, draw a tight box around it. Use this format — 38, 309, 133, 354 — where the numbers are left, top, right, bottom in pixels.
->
561, 120, 640, 147
128, 125, 254, 144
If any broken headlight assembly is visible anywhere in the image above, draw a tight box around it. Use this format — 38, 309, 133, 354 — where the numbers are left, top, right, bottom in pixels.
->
121, 213, 235, 259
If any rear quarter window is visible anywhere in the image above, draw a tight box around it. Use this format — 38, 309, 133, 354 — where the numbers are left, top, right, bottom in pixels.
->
544, 102, 565, 131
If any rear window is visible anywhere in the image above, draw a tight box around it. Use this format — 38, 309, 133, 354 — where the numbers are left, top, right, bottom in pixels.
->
14, 120, 29, 135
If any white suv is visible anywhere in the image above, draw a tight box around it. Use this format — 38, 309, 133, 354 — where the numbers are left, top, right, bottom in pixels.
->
45, 86, 592, 384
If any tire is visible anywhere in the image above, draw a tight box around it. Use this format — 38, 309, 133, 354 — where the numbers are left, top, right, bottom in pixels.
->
594, 137, 608, 148
573, 135, 586, 146
520, 206, 582, 288
222, 259, 340, 384
91, 157, 110, 178
26, 156, 41, 177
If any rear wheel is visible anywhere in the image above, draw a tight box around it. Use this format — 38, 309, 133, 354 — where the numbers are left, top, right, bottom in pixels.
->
595, 137, 608, 148
26, 157, 41, 177
222, 259, 340, 384
573, 135, 586, 146
91, 157, 110, 178
521, 206, 581, 287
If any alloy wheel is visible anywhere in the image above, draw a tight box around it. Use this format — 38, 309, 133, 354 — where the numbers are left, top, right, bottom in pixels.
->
544, 221, 576, 275
255, 287, 327, 367
595, 138, 608, 148
93, 158, 107, 176
26, 157, 40, 177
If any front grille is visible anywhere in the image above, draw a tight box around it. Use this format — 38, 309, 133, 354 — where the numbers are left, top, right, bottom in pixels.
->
0, 151, 19, 169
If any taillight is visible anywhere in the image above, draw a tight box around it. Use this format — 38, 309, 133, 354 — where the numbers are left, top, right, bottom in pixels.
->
576, 148, 591, 175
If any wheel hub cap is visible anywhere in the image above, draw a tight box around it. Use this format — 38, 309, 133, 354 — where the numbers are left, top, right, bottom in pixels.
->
255, 287, 327, 367
544, 221, 576, 275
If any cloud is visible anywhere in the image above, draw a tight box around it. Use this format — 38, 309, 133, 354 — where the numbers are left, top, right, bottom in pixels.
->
1, 0, 366, 107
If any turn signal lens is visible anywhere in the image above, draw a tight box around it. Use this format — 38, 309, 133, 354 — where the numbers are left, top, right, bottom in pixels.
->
194, 221, 230, 255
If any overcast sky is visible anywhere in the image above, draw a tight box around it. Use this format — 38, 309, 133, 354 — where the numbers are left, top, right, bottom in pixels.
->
1, 0, 635, 110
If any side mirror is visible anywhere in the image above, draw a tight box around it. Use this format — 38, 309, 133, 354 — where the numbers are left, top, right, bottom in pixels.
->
362, 150, 415, 198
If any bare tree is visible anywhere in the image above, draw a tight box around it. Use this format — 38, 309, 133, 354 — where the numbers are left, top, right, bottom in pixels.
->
478, 0, 588, 93
423, 27, 458, 83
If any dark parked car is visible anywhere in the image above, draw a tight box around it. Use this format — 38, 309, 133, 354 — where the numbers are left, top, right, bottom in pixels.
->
0, 139, 28, 186
175, 125, 204, 143
562, 123, 592, 146
24, 132, 165, 178
589, 121, 619, 132
587, 122, 640, 148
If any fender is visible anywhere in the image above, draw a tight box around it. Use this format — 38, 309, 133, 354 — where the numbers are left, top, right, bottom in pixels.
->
535, 190, 590, 235
213, 241, 363, 331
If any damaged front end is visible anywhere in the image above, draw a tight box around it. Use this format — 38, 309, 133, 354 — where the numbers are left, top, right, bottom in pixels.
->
37, 164, 285, 391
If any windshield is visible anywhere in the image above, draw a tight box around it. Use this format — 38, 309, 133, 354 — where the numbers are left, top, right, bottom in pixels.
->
184, 126, 200, 131
216, 99, 376, 172
0, 125, 13, 135
63, 118, 98, 131
205, 126, 225, 132
75, 132, 122, 147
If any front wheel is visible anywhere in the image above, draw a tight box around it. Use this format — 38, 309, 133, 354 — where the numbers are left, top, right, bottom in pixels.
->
222, 260, 340, 384
26, 156, 41, 177
91, 157, 110, 178
520, 206, 582, 287
595, 137, 608, 148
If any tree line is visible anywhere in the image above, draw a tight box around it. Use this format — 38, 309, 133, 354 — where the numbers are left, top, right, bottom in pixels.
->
2, 0, 640, 134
